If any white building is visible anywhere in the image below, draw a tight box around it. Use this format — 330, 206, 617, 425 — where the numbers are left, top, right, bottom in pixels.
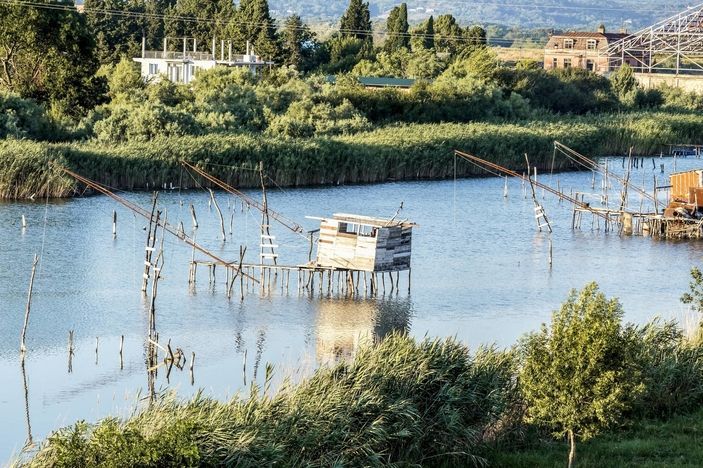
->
133, 37, 274, 85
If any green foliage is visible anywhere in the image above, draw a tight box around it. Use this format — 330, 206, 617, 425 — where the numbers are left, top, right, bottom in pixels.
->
164, 0, 233, 51
626, 320, 703, 418
659, 85, 703, 112
0, 0, 107, 116
324, 35, 372, 73
410, 15, 434, 51
0, 93, 54, 139
27, 334, 517, 467
281, 15, 320, 72
384, 3, 409, 52
93, 102, 199, 143
84, 0, 142, 64
681, 267, 703, 316
235, 0, 281, 61
339, 0, 372, 42
611, 64, 639, 100
267, 98, 370, 137
520, 283, 645, 466
106, 57, 145, 98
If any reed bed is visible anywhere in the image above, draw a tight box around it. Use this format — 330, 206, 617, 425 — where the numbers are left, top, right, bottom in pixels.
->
2, 111, 702, 199
25, 334, 517, 467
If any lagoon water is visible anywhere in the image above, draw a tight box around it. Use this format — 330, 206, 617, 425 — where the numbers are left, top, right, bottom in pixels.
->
1, 156, 703, 461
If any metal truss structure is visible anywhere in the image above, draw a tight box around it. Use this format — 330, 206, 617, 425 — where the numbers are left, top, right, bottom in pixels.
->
604, 3, 703, 74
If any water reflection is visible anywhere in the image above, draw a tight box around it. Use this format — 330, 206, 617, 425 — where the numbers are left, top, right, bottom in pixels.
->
315, 297, 413, 365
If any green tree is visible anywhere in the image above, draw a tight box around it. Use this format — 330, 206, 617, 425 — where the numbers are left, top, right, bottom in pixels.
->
0, 0, 106, 116
107, 57, 145, 98
384, 3, 409, 52
339, 0, 372, 43
84, 0, 143, 64
611, 63, 638, 100
434, 14, 464, 55
281, 15, 319, 71
410, 16, 434, 51
164, 0, 233, 50
234, 0, 280, 61
520, 283, 644, 468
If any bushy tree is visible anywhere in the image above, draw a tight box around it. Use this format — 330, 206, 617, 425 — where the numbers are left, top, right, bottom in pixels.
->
410, 15, 434, 51
434, 14, 464, 55
384, 3, 409, 52
281, 15, 320, 72
84, 0, 143, 64
165, 0, 232, 49
339, 0, 372, 43
106, 57, 145, 98
324, 36, 372, 74
611, 63, 638, 100
520, 283, 644, 468
0, 0, 107, 116
267, 97, 370, 138
234, 0, 280, 61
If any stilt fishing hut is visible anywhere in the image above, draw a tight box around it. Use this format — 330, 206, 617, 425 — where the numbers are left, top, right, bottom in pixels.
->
308, 213, 414, 272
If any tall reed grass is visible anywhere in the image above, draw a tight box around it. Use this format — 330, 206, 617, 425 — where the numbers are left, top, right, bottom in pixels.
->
2, 111, 702, 199
25, 334, 517, 467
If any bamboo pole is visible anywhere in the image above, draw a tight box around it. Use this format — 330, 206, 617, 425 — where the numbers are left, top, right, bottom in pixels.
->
20, 254, 39, 355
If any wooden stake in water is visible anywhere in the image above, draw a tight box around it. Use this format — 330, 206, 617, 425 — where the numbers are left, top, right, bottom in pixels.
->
189, 203, 198, 229
67, 330, 74, 373
119, 335, 124, 370
112, 210, 117, 239
503, 176, 508, 198
20, 254, 39, 355
209, 189, 226, 242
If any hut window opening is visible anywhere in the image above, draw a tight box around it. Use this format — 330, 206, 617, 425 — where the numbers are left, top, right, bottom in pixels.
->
358, 225, 377, 238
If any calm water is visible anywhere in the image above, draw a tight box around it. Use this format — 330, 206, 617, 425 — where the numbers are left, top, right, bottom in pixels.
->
1, 156, 702, 461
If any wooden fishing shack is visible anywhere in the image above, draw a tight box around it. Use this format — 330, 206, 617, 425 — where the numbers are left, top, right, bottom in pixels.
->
309, 213, 414, 272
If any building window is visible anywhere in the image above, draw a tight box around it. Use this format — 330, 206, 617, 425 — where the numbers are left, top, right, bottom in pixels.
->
564, 39, 574, 49
552, 57, 558, 69
148, 63, 158, 75
587, 39, 597, 50
586, 59, 595, 71
564, 58, 572, 68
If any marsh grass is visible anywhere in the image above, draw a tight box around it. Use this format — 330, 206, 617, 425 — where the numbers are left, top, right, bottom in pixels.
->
2, 111, 702, 199
24, 334, 518, 467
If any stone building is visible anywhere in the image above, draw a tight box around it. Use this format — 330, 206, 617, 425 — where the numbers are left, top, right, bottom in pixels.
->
543, 26, 637, 74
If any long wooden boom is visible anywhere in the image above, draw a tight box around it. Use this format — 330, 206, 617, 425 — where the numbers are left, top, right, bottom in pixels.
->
553, 141, 655, 202
56, 165, 258, 283
181, 161, 304, 234
454, 150, 610, 220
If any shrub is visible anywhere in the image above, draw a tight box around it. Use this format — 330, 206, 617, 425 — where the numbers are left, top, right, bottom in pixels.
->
519, 283, 644, 468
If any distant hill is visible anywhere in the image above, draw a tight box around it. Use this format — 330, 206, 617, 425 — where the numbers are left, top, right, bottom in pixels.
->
270, 0, 693, 31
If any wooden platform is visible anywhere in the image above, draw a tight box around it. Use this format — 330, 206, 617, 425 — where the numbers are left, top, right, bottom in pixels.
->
189, 260, 411, 299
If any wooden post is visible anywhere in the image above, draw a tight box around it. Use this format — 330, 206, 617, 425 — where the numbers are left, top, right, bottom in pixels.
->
112, 210, 117, 239
95, 337, 99, 365
67, 330, 74, 373
242, 349, 247, 386
189, 203, 198, 229
119, 335, 124, 370
190, 351, 195, 386
548, 238, 553, 268
209, 189, 226, 242
20, 254, 39, 354
21, 214, 27, 229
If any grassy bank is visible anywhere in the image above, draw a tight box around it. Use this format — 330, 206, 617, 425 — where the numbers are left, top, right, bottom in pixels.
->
2, 111, 702, 199
491, 409, 703, 467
